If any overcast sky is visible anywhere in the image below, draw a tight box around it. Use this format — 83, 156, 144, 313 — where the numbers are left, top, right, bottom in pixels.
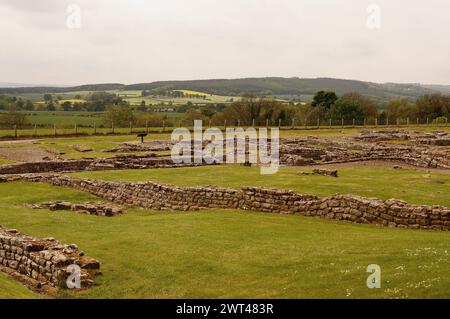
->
0, 0, 449, 86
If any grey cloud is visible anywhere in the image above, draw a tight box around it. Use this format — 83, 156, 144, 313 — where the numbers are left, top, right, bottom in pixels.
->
0, 0, 66, 12
0, 0, 449, 85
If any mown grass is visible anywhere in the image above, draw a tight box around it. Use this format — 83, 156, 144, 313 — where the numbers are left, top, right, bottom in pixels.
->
34, 134, 170, 159
24, 111, 100, 126
71, 165, 450, 207
0, 158, 13, 165
0, 273, 41, 299
0, 127, 173, 138
2, 124, 448, 139
0, 181, 449, 299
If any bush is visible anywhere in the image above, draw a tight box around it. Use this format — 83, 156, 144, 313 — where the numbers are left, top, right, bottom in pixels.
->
433, 116, 448, 124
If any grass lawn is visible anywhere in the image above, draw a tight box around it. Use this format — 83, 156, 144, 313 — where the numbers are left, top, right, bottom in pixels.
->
0, 273, 41, 299
0, 158, 13, 165
24, 111, 101, 127
1, 125, 448, 139
35, 134, 170, 159
71, 165, 450, 207
0, 181, 449, 299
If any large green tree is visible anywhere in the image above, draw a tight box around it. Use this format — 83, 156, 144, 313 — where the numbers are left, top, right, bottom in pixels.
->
311, 91, 338, 110
416, 94, 450, 120
328, 99, 365, 121
104, 106, 135, 127
341, 92, 378, 117
43, 94, 53, 103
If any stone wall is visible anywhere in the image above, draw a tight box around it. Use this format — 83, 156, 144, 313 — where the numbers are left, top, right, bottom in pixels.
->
0, 155, 205, 175
9, 173, 450, 231
0, 160, 92, 175
280, 132, 450, 169
0, 226, 100, 294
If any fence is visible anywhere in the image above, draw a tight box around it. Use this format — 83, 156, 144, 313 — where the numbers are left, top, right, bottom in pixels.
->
1, 117, 449, 139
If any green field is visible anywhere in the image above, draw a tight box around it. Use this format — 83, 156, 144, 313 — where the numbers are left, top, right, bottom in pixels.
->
32, 134, 169, 159
1, 122, 449, 139
1, 128, 450, 299
10, 89, 237, 106
0, 158, 13, 165
10, 91, 93, 103
23, 111, 103, 127
0, 273, 41, 299
0, 181, 449, 299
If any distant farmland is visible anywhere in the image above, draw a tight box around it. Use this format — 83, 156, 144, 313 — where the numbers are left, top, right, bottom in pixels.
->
9, 89, 237, 106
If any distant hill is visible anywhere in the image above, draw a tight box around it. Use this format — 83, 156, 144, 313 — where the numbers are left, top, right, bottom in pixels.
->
421, 84, 450, 95
0, 83, 124, 94
125, 78, 439, 101
0, 82, 53, 88
0, 77, 444, 101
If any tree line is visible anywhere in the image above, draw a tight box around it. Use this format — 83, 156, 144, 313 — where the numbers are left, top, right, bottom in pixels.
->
1, 90, 449, 129
178, 91, 449, 126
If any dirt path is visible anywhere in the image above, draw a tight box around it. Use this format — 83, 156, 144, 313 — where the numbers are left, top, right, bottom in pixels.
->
0, 146, 56, 163
0, 139, 41, 145
0, 139, 59, 163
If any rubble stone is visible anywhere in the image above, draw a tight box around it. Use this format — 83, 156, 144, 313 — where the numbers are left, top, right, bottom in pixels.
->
0, 226, 100, 294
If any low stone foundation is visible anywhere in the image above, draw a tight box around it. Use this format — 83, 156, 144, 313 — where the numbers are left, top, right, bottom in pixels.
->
0, 226, 100, 294
0, 160, 92, 175
7, 173, 450, 231
312, 169, 338, 177
0, 155, 207, 175
27, 201, 122, 217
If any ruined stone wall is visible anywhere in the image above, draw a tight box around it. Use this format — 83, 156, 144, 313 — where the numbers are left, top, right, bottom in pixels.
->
0, 226, 100, 293
0, 155, 205, 175
240, 188, 449, 231
11, 174, 450, 231
0, 160, 92, 174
